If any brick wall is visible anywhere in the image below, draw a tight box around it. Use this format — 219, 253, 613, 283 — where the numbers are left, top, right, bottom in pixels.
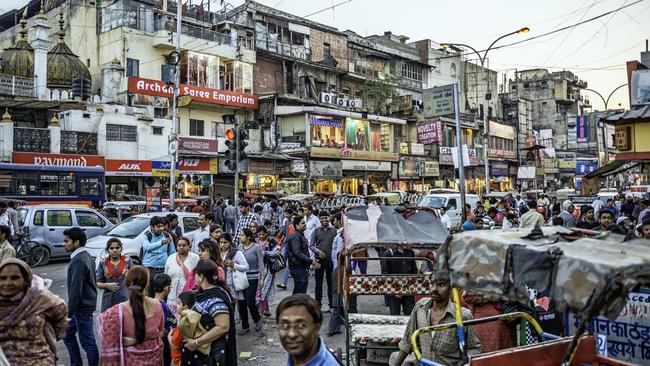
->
309, 28, 348, 71
254, 58, 284, 94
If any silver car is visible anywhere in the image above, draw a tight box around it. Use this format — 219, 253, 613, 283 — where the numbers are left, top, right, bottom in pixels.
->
16, 205, 115, 265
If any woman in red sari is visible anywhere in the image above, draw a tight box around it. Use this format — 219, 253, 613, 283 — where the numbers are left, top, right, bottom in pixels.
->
98, 265, 165, 365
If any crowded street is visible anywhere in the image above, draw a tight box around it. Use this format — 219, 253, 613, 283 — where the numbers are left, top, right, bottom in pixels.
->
1, 0, 650, 365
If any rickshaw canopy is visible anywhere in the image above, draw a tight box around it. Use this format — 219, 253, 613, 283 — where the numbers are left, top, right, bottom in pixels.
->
367, 192, 401, 205
438, 227, 650, 319
279, 193, 315, 203
343, 205, 450, 251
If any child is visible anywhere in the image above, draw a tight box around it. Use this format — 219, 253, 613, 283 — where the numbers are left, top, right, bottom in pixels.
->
153, 273, 175, 366
169, 292, 196, 366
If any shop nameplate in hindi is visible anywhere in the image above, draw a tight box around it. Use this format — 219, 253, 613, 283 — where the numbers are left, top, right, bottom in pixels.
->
310, 161, 342, 179
178, 137, 218, 155
423, 84, 454, 118
291, 160, 306, 173
127, 77, 258, 109
310, 147, 398, 162
12, 152, 105, 167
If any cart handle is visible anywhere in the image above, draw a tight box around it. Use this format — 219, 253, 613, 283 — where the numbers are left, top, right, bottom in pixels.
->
410, 311, 544, 361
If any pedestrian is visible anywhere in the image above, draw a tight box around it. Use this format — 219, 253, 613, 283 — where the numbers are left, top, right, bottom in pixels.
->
593, 210, 615, 231
0, 201, 14, 238
164, 236, 200, 309
97, 266, 165, 365
303, 205, 321, 247
253, 205, 265, 226
257, 226, 280, 317
197, 239, 226, 282
311, 212, 336, 311
0, 258, 68, 365
559, 201, 577, 228
192, 212, 213, 254
234, 200, 256, 246
218, 232, 249, 301
637, 200, 650, 225
237, 228, 264, 333
461, 217, 476, 231
63, 227, 99, 366
617, 216, 635, 236
327, 212, 345, 336
212, 199, 224, 228
168, 292, 195, 366
224, 200, 237, 235
462, 291, 515, 353
549, 196, 561, 215
276, 294, 342, 365
250, 220, 260, 238
620, 195, 636, 218
166, 213, 183, 241
502, 213, 519, 231
605, 199, 619, 217
520, 200, 545, 228
0, 224, 16, 262
278, 208, 296, 290
287, 216, 320, 294
141, 216, 176, 297
384, 247, 417, 316
209, 224, 223, 242
182, 260, 238, 366
638, 218, 650, 239
96, 238, 134, 312
439, 207, 451, 231
152, 273, 175, 366
4, 201, 19, 238
576, 205, 598, 230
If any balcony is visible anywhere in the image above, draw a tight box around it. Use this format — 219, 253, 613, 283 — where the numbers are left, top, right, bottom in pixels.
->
153, 17, 254, 50
256, 37, 311, 62
61, 131, 98, 155
14, 127, 50, 153
0, 75, 36, 98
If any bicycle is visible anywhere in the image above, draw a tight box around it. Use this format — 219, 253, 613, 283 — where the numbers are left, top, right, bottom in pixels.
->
13, 233, 49, 267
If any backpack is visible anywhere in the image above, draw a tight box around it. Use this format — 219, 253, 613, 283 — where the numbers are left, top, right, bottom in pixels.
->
139, 231, 172, 263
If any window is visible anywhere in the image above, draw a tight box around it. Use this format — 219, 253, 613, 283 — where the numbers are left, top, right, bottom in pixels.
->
80, 177, 100, 196
211, 122, 224, 138
447, 198, 457, 211
126, 58, 139, 77
14, 171, 38, 195
401, 63, 423, 82
152, 126, 163, 135
33, 210, 43, 226
161, 64, 172, 83
58, 173, 76, 195
183, 216, 199, 232
39, 173, 58, 195
189, 119, 204, 136
75, 211, 105, 227
107, 124, 137, 142
291, 32, 305, 46
46, 210, 73, 227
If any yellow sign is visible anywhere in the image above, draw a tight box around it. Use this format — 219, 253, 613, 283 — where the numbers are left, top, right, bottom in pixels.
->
177, 95, 192, 107
615, 125, 631, 150
310, 147, 399, 162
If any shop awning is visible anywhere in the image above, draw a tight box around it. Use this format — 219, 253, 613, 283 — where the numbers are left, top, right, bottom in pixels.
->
275, 105, 406, 125
584, 160, 636, 179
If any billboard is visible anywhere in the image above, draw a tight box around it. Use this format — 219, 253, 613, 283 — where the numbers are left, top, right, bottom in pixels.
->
631, 69, 650, 106
576, 115, 589, 143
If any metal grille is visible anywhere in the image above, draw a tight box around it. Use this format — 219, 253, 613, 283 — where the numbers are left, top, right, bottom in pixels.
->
106, 124, 137, 142
13, 127, 50, 152
61, 131, 98, 154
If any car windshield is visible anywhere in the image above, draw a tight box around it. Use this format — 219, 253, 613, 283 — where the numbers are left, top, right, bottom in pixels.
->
16, 207, 28, 226
419, 196, 447, 209
105, 216, 150, 238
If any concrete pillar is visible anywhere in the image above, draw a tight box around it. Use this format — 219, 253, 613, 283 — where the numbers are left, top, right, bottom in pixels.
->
1, 110, 14, 162
49, 115, 61, 154
31, 8, 51, 101
101, 58, 123, 103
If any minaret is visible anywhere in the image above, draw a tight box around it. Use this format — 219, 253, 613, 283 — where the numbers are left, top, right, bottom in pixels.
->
31, 1, 51, 100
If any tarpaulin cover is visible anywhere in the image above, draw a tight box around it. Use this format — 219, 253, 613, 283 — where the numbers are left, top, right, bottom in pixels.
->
440, 227, 650, 319
343, 205, 449, 250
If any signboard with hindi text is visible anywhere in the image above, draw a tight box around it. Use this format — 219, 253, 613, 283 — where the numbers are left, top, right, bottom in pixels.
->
423, 85, 454, 118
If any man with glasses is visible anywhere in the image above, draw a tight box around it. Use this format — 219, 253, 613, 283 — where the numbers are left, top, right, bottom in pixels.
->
277, 294, 342, 365
141, 216, 175, 296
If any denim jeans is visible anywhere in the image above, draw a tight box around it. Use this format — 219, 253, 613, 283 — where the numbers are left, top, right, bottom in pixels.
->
314, 259, 334, 308
64, 313, 99, 366
290, 267, 308, 294
281, 245, 291, 285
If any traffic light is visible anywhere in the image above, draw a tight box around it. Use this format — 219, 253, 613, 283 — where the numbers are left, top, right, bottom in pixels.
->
237, 127, 248, 161
224, 128, 237, 171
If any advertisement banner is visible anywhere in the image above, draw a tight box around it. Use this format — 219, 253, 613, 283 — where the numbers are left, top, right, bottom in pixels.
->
423, 85, 454, 118
152, 161, 175, 177
398, 158, 422, 179
127, 77, 258, 109
310, 161, 342, 179
576, 115, 589, 143
416, 120, 443, 144
488, 121, 515, 140
145, 188, 161, 212
310, 147, 399, 162
106, 160, 152, 176
490, 161, 509, 176
410, 143, 425, 156
178, 137, 218, 155
423, 161, 440, 177
575, 160, 598, 176
178, 157, 217, 175
12, 152, 105, 167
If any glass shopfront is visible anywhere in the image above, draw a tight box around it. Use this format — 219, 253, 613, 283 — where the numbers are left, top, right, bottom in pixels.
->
312, 179, 337, 194
246, 174, 277, 194
277, 179, 303, 194
310, 115, 345, 148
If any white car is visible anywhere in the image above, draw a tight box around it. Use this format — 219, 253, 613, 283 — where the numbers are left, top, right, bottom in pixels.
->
86, 212, 200, 265
419, 193, 479, 229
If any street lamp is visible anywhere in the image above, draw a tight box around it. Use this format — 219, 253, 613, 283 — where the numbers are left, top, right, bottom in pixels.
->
583, 83, 628, 165
441, 27, 529, 195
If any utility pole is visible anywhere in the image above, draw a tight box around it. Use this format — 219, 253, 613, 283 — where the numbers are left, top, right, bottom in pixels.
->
168, 0, 182, 211
453, 82, 467, 224
234, 115, 240, 206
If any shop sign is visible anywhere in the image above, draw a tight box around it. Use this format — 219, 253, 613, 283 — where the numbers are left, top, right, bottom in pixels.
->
423, 161, 440, 177
490, 161, 509, 176
310, 161, 342, 179
291, 160, 306, 173
558, 160, 577, 170
12, 152, 105, 167
178, 157, 218, 175
614, 125, 631, 150
391, 163, 398, 180
152, 161, 175, 177
576, 160, 598, 176
308, 114, 344, 127
439, 146, 454, 165
410, 143, 425, 156
488, 148, 517, 160
423, 84, 454, 118
417, 120, 443, 144
106, 159, 152, 176
280, 142, 303, 151
576, 115, 589, 143
178, 137, 217, 155
310, 147, 399, 162
525, 136, 537, 148
399, 143, 409, 155
145, 188, 162, 212
488, 121, 515, 140
399, 158, 422, 179
127, 77, 258, 109
318, 92, 363, 109
248, 160, 275, 175
341, 160, 391, 171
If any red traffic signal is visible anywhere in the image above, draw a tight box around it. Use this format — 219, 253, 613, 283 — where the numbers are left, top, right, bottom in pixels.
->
225, 129, 236, 140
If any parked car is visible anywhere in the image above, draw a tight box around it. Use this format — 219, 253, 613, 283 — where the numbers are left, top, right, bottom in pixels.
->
419, 193, 479, 229
15, 205, 115, 266
85, 212, 200, 266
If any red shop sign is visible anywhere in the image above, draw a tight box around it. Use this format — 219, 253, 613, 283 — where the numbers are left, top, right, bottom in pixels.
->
179, 137, 217, 154
12, 152, 105, 167
128, 77, 258, 109
106, 159, 152, 176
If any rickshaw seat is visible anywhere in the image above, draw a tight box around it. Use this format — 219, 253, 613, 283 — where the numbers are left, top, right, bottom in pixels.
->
348, 314, 409, 345
348, 274, 432, 296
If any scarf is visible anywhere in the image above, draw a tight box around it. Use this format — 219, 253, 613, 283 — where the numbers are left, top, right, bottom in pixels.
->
105, 256, 128, 280
195, 286, 238, 366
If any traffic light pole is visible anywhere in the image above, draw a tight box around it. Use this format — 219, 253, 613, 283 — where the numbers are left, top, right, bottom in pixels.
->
168, 0, 182, 211
234, 117, 239, 206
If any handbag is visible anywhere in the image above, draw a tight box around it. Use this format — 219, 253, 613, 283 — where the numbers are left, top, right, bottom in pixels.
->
269, 253, 286, 274
233, 269, 249, 291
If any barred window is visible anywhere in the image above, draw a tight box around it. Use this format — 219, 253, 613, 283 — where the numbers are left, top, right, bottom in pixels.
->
401, 63, 423, 82
106, 124, 137, 141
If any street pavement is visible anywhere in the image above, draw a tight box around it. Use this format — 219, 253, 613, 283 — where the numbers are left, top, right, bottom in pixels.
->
33, 257, 389, 365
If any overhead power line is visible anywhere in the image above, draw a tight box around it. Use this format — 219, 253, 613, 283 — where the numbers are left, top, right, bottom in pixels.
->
303, 0, 351, 18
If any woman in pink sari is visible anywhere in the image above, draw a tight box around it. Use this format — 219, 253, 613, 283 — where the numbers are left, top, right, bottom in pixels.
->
98, 265, 165, 365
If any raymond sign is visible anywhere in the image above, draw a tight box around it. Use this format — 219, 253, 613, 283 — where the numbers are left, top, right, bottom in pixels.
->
12, 152, 105, 167
128, 77, 258, 109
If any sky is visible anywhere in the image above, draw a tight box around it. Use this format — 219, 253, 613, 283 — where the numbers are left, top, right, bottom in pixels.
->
2, 0, 649, 110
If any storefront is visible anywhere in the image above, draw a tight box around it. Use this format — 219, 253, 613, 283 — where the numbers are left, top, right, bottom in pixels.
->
489, 161, 513, 192
244, 160, 277, 194
177, 157, 218, 197
396, 157, 422, 191
310, 160, 342, 194
420, 161, 440, 191
340, 160, 391, 195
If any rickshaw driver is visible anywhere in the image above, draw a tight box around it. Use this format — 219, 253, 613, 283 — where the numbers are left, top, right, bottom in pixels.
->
389, 273, 482, 366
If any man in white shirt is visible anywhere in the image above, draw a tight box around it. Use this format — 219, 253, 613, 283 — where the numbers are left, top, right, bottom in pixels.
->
520, 200, 545, 229
439, 207, 451, 231
304, 205, 322, 247
192, 212, 213, 253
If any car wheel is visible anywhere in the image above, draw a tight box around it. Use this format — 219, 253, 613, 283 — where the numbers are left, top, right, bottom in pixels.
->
29, 245, 50, 267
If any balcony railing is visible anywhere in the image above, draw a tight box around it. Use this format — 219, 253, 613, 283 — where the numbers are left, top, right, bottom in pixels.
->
14, 127, 50, 152
0, 75, 35, 98
257, 38, 311, 61
61, 131, 98, 155
154, 18, 254, 51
